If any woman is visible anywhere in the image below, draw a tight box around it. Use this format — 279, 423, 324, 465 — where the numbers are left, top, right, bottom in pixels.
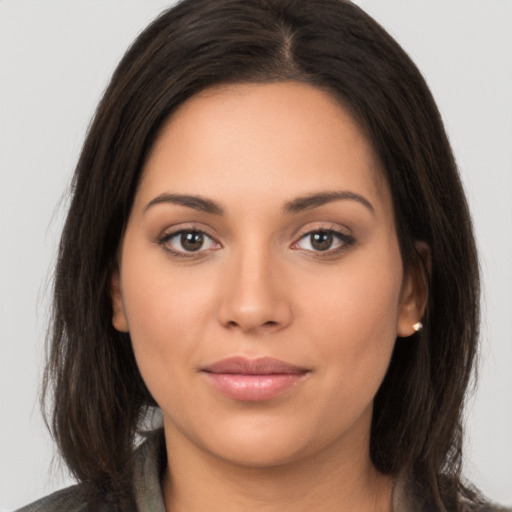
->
16, 0, 510, 510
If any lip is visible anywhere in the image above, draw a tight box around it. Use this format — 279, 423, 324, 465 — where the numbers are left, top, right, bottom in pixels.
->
201, 356, 309, 401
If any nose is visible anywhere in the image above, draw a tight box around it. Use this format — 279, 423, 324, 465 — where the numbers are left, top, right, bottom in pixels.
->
217, 246, 293, 334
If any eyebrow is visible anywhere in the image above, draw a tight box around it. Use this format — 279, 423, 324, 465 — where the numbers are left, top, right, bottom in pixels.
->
144, 190, 375, 216
144, 193, 224, 215
282, 191, 375, 215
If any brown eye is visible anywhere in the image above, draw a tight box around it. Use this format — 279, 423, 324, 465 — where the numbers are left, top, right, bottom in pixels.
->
293, 229, 354, 254
159, 229, 219, 255
181, 231, 205, 252
310, 231, 334, 251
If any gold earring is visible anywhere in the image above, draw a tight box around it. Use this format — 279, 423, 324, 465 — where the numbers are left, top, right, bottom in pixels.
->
412, 322, 423, 332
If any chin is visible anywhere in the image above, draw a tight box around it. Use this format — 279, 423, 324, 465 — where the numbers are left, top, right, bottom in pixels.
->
206, 434, 311, 469
190, 411, 352, 470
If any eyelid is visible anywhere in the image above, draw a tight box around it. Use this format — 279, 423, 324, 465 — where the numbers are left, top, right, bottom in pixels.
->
290, 224, 355, 254
157, 224, 222, 257
155, 222, 354, 258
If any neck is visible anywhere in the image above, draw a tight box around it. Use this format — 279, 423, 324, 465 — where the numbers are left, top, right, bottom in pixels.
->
161, 420, 394, 512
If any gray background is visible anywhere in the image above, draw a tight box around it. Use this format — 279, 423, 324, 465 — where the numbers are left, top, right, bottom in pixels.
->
1, 1, 511, 510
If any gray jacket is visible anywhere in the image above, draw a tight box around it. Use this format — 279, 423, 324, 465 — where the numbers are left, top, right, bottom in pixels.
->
17, 431, 510, 512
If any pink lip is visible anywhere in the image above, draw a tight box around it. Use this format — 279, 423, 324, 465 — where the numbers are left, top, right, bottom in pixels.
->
201, 356, 309, 401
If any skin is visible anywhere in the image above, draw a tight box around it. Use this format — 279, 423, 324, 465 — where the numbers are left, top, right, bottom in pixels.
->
111, 82, 427, 512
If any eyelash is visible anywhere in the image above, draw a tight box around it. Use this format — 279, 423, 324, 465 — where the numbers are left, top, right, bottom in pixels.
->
157, 227, 355, 258
158, 229, 220, 258
291, 227, 355, 257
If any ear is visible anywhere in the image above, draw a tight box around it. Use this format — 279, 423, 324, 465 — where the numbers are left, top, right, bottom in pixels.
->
397, 241, 430, 338
110, 269, 129, 332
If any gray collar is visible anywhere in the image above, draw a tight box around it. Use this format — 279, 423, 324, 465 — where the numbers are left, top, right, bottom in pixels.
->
133, 430, 422, 512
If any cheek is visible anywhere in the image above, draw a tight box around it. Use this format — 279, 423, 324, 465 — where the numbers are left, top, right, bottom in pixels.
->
299, 246, 403, 397
118, 244, 219, 395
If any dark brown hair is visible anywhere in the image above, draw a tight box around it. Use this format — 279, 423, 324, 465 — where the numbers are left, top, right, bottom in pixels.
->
45, 0, 480, 509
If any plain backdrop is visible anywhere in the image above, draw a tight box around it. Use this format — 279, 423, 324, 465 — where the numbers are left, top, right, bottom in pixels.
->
1, 1, 511, 510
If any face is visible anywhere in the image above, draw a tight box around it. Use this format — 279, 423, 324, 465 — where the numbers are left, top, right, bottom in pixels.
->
111, 82, 424, 469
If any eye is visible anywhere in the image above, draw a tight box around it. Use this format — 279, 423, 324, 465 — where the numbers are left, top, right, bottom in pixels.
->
159, 229, 219, 256
292, 229, 354, 253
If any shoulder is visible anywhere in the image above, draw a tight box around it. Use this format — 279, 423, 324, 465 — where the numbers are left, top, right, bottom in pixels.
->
16, 484, 88, 512
16, 430, 166, 512
15, 483, 123, 512
393, 471, 511, 512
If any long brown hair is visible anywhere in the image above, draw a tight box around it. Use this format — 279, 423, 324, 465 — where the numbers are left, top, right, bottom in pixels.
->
45, 0, 480, 509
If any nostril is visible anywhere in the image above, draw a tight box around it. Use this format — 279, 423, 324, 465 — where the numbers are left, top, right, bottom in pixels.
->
217, 292, 293, 333
224, 319, 279, 331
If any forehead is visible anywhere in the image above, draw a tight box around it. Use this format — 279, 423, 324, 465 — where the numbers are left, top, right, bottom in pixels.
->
137, 81, 390, 214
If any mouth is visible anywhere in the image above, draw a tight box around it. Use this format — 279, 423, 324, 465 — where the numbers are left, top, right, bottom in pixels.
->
201, 356, 310, 402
